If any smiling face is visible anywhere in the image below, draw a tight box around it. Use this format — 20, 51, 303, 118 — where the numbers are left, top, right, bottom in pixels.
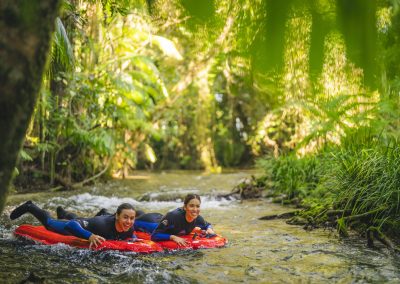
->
183, 198, 201, 222
115, 209, 136, 232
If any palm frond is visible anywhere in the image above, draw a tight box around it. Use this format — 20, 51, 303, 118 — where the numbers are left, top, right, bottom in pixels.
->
50, 17, 74, 77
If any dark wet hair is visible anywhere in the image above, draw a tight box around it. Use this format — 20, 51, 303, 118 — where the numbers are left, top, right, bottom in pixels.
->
116, 203, 136, 215
183, 194, 201, 206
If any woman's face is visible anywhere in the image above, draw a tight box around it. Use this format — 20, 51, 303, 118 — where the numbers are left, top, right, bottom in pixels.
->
184, 198, 201, 222
115, 209, 136, 232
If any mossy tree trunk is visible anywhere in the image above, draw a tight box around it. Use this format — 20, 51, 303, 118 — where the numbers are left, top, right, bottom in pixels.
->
0, 0, 61, 214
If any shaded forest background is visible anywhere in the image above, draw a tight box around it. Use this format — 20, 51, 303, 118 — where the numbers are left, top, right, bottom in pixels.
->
4, 0, 400, 194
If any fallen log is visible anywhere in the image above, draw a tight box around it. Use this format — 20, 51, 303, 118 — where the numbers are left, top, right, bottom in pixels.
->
259, 211, 299, 220
326, 209, 352, 217
367, 226, 400, 253
343, 206, 387, 222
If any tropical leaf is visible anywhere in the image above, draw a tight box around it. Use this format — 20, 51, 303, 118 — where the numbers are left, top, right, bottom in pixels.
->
19, 149, 33, 162
50, 17, 74, 77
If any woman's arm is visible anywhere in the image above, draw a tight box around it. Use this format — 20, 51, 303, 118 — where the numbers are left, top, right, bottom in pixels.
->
64, 220, 105, 247
151, 232, 187, 246
88, 234, 105, 248
169, 235, 187, 246
151, 213, 175, 241
195, 215, 215, 234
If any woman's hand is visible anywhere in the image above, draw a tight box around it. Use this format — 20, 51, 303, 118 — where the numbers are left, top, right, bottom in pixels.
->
206, 228, 215, 235
170, 235, 187, 246
193, 227, 202, 234
88, 234, 105, 248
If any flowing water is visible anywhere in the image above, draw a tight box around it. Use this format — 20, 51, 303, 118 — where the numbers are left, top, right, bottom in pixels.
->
1, 171, 400, 283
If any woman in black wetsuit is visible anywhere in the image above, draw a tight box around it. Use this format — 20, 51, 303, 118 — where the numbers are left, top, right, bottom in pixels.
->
9, 201, 136, 248
151, 193, 216, 246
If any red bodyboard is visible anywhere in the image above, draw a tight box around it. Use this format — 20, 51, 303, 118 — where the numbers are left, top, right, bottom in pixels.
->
14, 225, 162, 253
135, 231, 228, 250
15, 225, 228, 252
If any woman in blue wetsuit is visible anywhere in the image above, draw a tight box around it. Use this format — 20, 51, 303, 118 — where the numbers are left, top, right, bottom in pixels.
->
151, 194, 215, 246
10, 201, 137, 248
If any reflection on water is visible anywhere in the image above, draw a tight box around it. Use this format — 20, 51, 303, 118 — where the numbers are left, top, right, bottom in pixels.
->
1, 171, 400, 283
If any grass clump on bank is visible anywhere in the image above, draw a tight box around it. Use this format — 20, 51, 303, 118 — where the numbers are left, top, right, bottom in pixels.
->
332, 136, 400, 238
256, 150, 333, 207
257, 131, 400, 250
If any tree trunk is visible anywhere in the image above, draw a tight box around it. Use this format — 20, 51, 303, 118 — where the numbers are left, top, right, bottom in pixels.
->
196, 63, 219, 172
0, 0, 61, 214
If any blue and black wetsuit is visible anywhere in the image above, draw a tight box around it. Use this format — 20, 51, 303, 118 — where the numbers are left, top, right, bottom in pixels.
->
49, 215, 135, 240
151, 208, 212, 241
10, 201, 135, 240
57, 207, 154, 234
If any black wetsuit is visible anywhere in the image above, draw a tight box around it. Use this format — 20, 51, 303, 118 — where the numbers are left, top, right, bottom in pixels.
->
151, 208, 212, 241
57, 207, 154, 234
73, 215, 134, 240
47, 214, 135, 240
134, 213, 163, 233
58, 207, 151, 235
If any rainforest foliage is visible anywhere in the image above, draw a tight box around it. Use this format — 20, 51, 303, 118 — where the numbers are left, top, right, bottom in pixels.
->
12, 0, 400, 219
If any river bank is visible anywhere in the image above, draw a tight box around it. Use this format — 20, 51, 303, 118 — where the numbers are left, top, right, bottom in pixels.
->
250, 133, 400, 254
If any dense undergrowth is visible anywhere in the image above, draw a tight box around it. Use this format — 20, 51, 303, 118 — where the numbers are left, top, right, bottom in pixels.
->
256, 130, 400, 251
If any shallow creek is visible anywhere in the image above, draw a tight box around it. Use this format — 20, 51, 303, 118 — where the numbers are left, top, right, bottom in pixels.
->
1, 171, 399, 283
